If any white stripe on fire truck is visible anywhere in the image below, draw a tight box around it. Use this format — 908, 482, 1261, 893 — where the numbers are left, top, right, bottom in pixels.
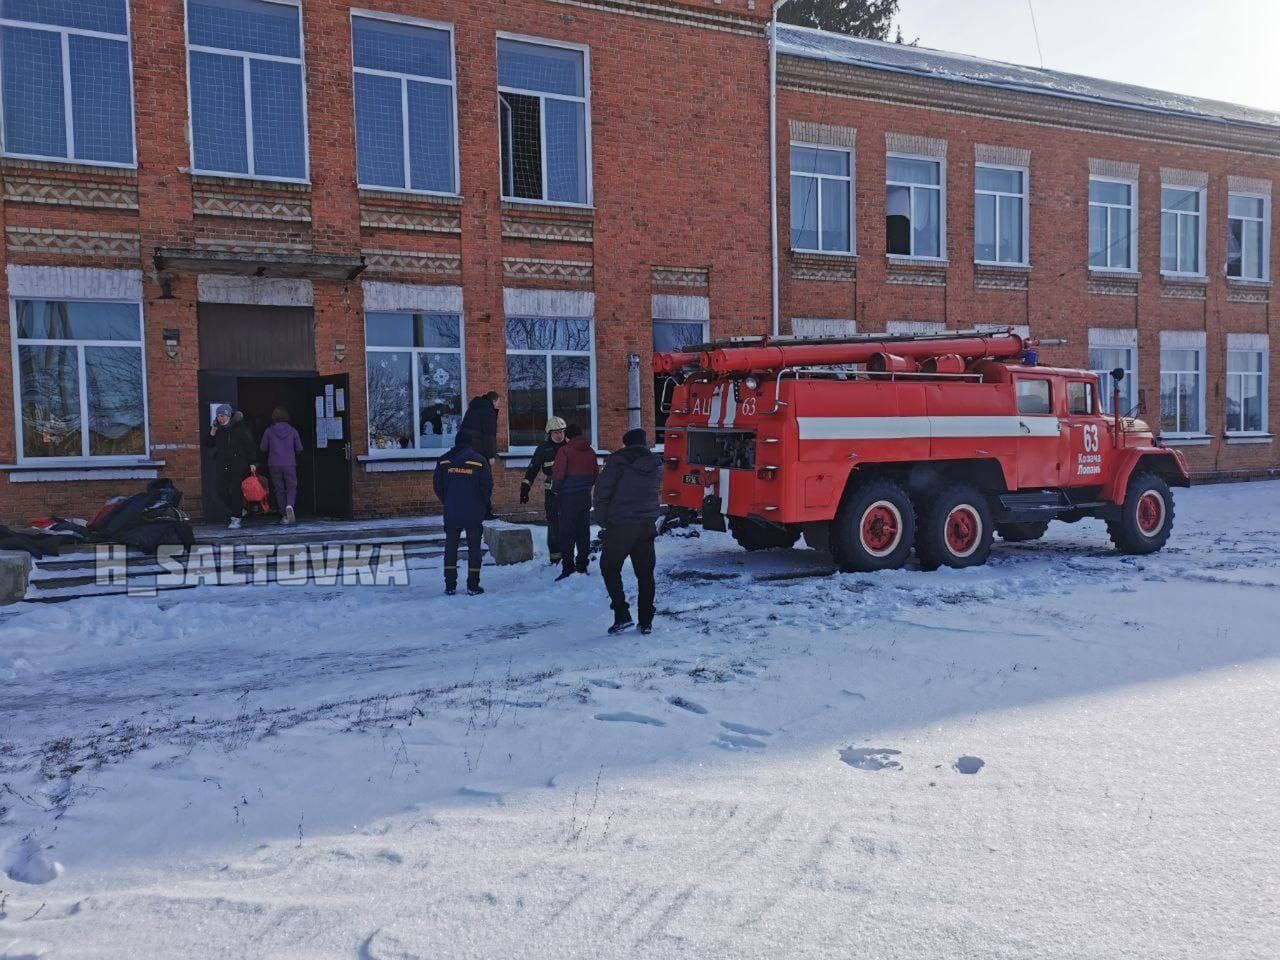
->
708, 387, 723, 427
796, 416, 1062, 440
719, 467, 731, 505
722, 390, 737, 428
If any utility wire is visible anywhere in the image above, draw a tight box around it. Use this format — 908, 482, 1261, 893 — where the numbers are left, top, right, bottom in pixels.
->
1026, 0, 1045, 68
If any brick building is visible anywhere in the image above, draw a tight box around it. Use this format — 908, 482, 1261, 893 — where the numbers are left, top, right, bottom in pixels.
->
0, 3, 1275, 527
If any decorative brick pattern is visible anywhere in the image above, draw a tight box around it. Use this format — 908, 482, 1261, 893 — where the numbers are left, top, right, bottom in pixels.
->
1160, 167, 1209, 189
789, 254, 856, 282
360, 205, 462, 233
1088, 275, 1139, 297
1161, 281, 1208, 301
5, 227, 139, 258
789, 120, 856, 148
652, 265, 710, 288
1089, 158, 1139, 179
193, 236, 312, 253
1227, 175, 1271, 196
975, 144, 1030, 166
544, 0, 761, 36
885, 132, 946, 158
886, 260, 947, 286
501, 215, 594, 243
502, 257, 593, 282
1226, 285, 1270, 304
3, 176, 139, 210
363, 249, 462, 276
193, 191, 312, 222
974, 269, 1029, 291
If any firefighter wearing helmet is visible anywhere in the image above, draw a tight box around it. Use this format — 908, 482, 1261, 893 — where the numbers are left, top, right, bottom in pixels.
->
521, 416, 568, 564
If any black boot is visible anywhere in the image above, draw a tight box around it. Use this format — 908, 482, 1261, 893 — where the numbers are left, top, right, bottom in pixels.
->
555, 567, 574, 582
467, 584, 485, 596
445, 582, 457, 596
608, 607, 634, 634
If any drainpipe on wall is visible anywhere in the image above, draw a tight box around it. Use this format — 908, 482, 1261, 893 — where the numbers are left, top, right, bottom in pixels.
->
768, 0, 794, 339
626, 352, 642, 430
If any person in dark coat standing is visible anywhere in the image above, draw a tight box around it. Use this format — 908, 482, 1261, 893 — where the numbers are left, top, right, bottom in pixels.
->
459, 392, 500, 463
432, 428, 493, 595
520, 416, 567, 564
550, 423, 598, 580
206, 404, 257, 528
593, 428, 663, 634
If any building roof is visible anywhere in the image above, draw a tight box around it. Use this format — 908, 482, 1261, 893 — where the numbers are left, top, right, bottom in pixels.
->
775, 24, 1280, 132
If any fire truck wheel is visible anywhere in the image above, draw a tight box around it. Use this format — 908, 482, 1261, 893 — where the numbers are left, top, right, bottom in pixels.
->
996, 521, 1049, 542
830, 479, 916, 572
728, 517, 800, 551
1108, 473, 1174, 554
916, 483, 994, 570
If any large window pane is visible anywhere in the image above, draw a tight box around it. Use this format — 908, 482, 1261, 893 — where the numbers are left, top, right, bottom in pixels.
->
354, 72, 404, 189
1089, 180, 1129, 205
552, 355, 591, 437
1243, 221, 1263, 279
189, 50, 248, 174
249, 58, 305, 179
365, 313, 414, 348
19, 345, 81, 457
68, 35, 133, 163
497, 39, 583, 97
544, 97, 586, 204
1159, 374, 1177, 432
1107, 207, 1131, 269
1160, 212, 1177, 271
500, 92, 542, 200
886, 184, 911, 255
16, 300, 140, 340
820, 178, 851, 252
975, 193, 996, 262
1, 26, 66, 158
419, 352, 462, 450
351, 16, 450, 79
997, 193, 1022, 262
407, 80, 455, 193
977, 167, 1021, 193
652, 321, 705, 352
506, 353, 548, 448
1162, 188, 1199, 213
1087, 205, 1107, 267
790, 174, 818, 250
85, 346, 145, 456
419, 313, 461, 349
792, 145, 848, 177
1177, 216, 1199, 273
887, 156, 939, 185
187, 0, 300, 57
2, 0, 128, 34
505, 317, 590, 351
912, 188, 940, 257
366, 351, 413, 451
1177, 375, 1200, 432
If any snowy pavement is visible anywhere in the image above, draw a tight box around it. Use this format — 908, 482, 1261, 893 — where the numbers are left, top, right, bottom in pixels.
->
2, 481, 1279, 959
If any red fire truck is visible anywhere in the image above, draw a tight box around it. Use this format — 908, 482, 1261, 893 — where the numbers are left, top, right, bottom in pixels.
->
655, 329, 1189, 572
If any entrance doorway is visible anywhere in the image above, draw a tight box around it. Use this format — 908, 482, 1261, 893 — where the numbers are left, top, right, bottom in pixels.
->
198, 371, 353, 521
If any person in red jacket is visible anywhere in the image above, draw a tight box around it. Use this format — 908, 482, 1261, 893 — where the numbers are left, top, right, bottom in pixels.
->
550, 423, 598, 580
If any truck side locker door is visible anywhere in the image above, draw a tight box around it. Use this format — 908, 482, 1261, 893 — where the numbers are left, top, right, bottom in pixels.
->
1061, 378, 1105, 486
1013, 376, 1065, 489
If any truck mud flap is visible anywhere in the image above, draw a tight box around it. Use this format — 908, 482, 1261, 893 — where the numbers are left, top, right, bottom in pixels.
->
701, 494, 727, 532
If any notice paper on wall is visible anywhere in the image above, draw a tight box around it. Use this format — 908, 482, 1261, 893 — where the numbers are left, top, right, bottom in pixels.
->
325, 418, 344, 442
325, 384, 335, 418
314, 396, 325, 420
335, 388, 345, 413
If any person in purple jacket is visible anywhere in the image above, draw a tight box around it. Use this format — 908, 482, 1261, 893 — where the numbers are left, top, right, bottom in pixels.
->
260, 406, 303, 524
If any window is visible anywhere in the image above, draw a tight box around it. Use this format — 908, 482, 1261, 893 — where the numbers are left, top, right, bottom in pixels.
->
0, 0, 134, 164
365, 312, 463, 453
1227, 194, 1269, 281
1160, 347, 1205, 435
886, 155, 943, 258
653, 318, 707, 443
791, 144, 852, 253
351, 14, 456, 195
12, 299, 146, 460
1088, 345, 1137, 415
1088, 178, 1136, 271
1226, 348, 1267, 435
186, 0, 307, 180
1016, 378, 1052, 415
1160, 186, 1204, 275
505, 316, 593, 448
974, 165, 1026, 264
1066, 381, 1095, 416
497, 37, 589, 205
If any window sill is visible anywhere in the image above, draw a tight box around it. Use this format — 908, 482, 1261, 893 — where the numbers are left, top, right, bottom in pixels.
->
1160, 435, 1212, 446
358, 454, 442, 473
188, 171, 311, 192
1226, 277, 1271, 287
359, 188, 462, 207
975, 261, 1031, 271
1088, 268, 1139, 278
499, 451, 534, 469
791, 249, 857, 260
1159, 273, 1208, 284
1225, 434, 1274, 445
500, 199, 594, 217
887, 255, 949, 266
1, 459, 165, 483
1, 155, 138, 178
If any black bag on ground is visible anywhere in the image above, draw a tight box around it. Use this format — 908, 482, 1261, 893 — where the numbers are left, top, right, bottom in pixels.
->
97, 480, 185, 540
119, 518, 195, 553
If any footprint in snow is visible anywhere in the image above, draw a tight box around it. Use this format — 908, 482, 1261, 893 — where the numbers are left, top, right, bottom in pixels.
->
4, 837, 63, 885
839, 747, 903, 771
713, 732, 767, 750
666, 696, 707, 715
456, 787, 503, 802
954, 756, 985, 775
720, 721, 771, 737
594, 712, 665, 726
359, 928, 421, 960
587, 679, 622, 689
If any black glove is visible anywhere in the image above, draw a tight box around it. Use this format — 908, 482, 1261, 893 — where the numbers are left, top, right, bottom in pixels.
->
519, 484, 530, 505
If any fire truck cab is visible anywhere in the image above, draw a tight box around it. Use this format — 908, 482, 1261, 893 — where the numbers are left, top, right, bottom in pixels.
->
656, 329, 1190, 572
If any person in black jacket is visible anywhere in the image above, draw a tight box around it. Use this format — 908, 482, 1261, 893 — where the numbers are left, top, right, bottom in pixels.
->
432, 428, 493, 595
520, 416, 567, 564
205, 404, 257, 528
593, 428, 663, 634
459, 392, 500, 463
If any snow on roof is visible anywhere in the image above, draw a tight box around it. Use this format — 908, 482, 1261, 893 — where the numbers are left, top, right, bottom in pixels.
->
775, 24, 1280, 131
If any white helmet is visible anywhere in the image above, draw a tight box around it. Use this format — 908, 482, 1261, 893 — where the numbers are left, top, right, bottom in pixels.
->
545, 416, 567, 433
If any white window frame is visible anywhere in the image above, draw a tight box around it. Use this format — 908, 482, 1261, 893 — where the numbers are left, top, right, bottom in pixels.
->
363, 312, 466, 459
1225, 345, 1268, 436
974, 162, 1029, 266
1087, 175, 1138, 273
1088, 343, 1138, 416
1226, 191, 1270, 282
349, 9, 459, 197
496, 32, 593, 209
183, 0, 311, 184
10, 296, 151, 464
504, 316, 597, 452
789, 141, 855, 255
885, 152, 946, 261
1159, 345, 1207, 438
0, 4, 138, 168
1159, 184, 1207, 278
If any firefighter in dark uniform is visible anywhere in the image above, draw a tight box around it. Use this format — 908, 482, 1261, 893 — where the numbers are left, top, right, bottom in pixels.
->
519, 416, 567, 564
432, 428, 493, 595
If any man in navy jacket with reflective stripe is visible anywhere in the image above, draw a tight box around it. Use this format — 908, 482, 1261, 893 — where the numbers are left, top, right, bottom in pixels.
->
432, 428, 493, 595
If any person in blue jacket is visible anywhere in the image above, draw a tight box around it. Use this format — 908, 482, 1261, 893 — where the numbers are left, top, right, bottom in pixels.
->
432, 428, 493, 595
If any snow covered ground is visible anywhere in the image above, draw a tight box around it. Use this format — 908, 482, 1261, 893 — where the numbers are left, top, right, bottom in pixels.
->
2, 481, 1279, 959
